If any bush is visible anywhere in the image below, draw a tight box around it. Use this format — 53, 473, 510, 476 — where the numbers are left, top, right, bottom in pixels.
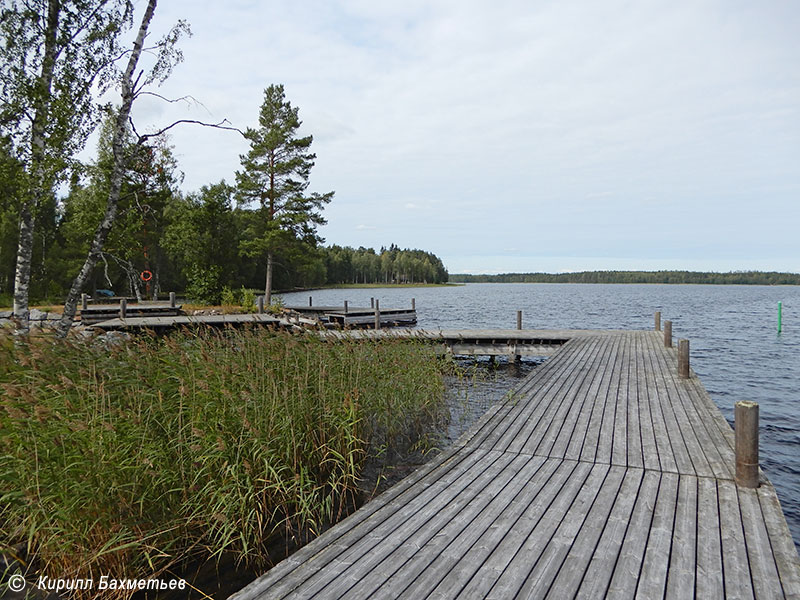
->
185, 265, 222, 305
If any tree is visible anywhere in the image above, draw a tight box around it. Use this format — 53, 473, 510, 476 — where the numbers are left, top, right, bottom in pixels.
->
58, 113, 181, 301
0, 0, 134, 329
162, 181, 239, 303
236, 84, 333, 304
54, 0, 167, 336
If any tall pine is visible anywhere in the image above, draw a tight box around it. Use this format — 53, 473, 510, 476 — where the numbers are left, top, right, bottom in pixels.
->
236, 84, 333, 303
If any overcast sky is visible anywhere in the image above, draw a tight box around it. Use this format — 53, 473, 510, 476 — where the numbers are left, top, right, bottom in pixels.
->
122, 0, 799, 274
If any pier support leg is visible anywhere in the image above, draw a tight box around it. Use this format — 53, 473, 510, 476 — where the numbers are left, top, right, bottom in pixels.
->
119, 298, 127, 320
412, 298, 416, 310
678, 339, 690, 379
655, 311, 661, 331
344, 300, 349, 314
517, 310, 522, 330
735, 401, 760, 488
81, 294, 88, 310
374, 299, 380, 330
664, 320, 672, 348
370, 297, 375, 308
257, 296, 264, 314
309, 296, 313, 307
170, 291, 176, 309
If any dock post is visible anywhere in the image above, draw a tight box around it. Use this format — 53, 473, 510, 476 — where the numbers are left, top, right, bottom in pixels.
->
169, 291, 176, 308
119, 298, 127, 320
309, 296, 313, 307
735, 401, 760, 488
257, 296, 264, 314
344, 300, 348, 314
678, 339, 690, 378
664, 320, 672, 348
412, 298, 416, 310
778, 301, 782, 334
655, 311, 661, 331
374, 299, 380, 330
370, 297, 375, 308
81, 294, 88, 310
517, 310, 522, 330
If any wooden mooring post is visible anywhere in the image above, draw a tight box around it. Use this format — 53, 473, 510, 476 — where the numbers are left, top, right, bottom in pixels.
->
411, 298, 416, 310
169, 291, 176, 309
374, 299, 380, 330
678, 339, 690, 378
309, 296, 313, 307
517, 310, 523, 330
119, 298, 127, 320
655, 311, 661, 331
344, 300, 349, 314
81, 293, 88, 310
735, 401, 760, 488
257, 296, 264, 314
664, 320, 672, 348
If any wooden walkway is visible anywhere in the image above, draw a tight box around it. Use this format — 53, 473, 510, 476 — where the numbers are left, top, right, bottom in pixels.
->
231, 330, 800, 599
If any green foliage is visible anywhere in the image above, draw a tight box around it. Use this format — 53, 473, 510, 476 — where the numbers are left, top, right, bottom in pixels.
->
185, 264, 222, 304
449, 270, 800, 285
220, 285, 237, 306
0, 1, 134, 169
0, 330, 445, 592
323, 244, 448, 285
239, 286, 257, 312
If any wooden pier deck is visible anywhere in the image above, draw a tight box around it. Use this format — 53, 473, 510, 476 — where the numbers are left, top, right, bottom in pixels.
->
231, 330, 800, 599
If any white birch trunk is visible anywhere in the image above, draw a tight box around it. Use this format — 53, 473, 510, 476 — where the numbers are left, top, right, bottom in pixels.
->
12, 0, 60, 332
55, 0, 158, 337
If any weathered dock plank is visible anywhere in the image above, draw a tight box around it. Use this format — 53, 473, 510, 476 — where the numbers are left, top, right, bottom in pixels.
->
230, 329, 800, 600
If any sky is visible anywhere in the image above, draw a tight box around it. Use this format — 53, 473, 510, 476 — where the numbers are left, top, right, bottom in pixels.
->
118, 0, 799, 274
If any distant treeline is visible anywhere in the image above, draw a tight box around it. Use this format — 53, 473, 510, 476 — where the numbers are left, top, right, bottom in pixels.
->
449, 271, 800, 285
323, 244, 448, 285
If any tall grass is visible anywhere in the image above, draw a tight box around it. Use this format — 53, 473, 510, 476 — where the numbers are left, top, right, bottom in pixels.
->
0, 328, 445, 598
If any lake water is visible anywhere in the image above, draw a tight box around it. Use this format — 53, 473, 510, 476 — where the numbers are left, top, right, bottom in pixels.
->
279, 283, 800, 548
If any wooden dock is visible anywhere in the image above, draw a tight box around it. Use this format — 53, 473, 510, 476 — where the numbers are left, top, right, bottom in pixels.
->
231, 329, 800, 599
287, 305, 417, 327
90, 313, 289, 331
80, 302, 183, 325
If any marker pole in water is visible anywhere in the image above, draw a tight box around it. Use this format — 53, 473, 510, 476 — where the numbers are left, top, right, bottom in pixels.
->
778, 301, 782, 334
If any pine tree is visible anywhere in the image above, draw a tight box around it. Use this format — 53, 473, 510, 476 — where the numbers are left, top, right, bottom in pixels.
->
236, 84, 333, 304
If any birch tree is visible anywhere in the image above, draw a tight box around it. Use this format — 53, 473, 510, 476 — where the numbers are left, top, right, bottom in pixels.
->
236, 84, 333, 304
55, 0, 184, 336
0, 0, 134, 330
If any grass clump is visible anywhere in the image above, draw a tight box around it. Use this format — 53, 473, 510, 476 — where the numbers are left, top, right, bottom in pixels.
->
0, 328, 445, 598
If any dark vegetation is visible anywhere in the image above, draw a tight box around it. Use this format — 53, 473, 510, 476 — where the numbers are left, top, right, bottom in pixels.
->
449, 270, 800, 285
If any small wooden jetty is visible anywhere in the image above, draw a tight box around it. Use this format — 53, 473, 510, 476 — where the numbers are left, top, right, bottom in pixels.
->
287, 304, 417, 327
80, 302, 183, 325
90, 313, 289, 332
231, 328, 800, 599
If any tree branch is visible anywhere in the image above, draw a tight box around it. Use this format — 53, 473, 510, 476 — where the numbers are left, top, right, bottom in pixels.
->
136, 118, 245, 143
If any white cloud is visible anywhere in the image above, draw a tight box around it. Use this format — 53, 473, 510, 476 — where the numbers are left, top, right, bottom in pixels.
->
114, 0, 800, 273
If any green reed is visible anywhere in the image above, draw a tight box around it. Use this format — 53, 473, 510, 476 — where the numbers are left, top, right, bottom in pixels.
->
0, 328, 445, 597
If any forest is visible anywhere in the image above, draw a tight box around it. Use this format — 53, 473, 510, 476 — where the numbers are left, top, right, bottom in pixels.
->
450, 270, 800, 285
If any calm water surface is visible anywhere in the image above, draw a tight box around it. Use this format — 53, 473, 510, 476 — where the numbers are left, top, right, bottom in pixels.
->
280, 283, 800, 548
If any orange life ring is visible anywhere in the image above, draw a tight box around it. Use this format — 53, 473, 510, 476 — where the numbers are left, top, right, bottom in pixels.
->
140, 270, 153, 282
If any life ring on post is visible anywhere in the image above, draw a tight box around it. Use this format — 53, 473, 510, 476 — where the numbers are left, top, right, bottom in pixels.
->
140, 270, 153, 282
